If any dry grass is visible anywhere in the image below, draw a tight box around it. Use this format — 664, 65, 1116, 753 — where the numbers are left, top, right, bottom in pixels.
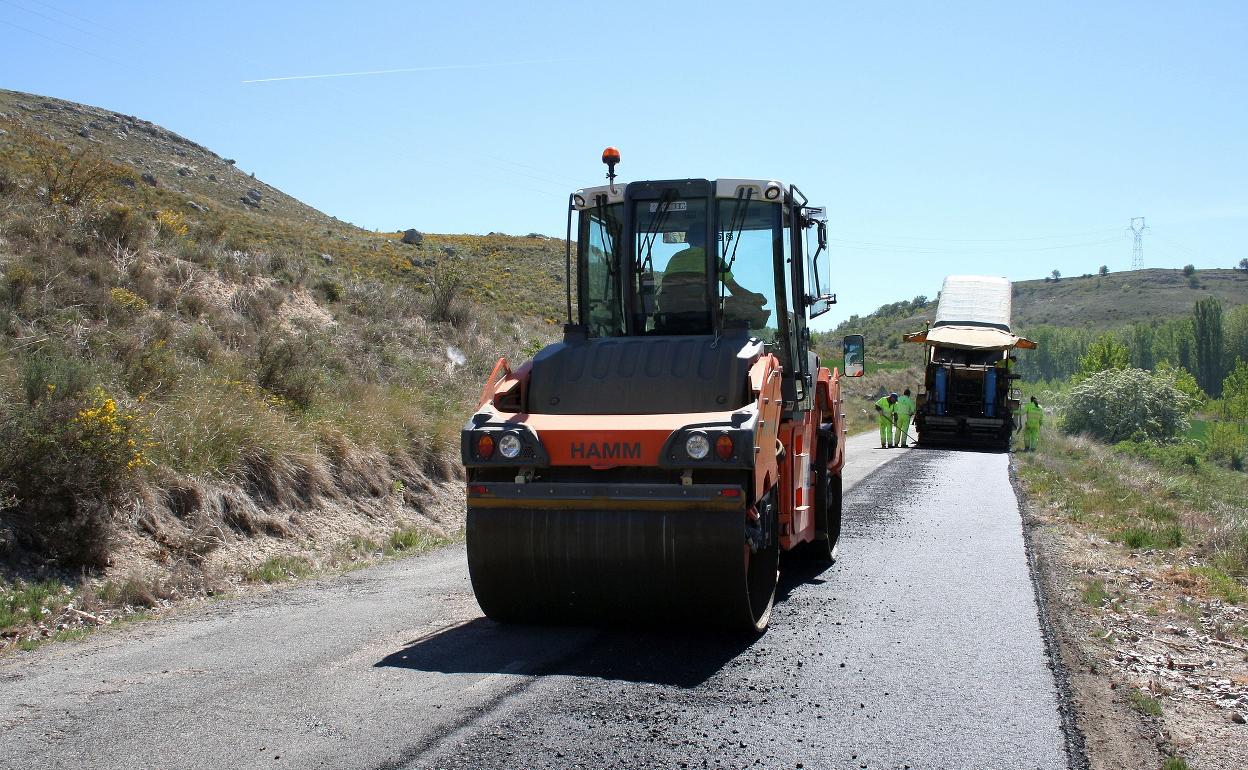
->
1016, 430, 1247, 598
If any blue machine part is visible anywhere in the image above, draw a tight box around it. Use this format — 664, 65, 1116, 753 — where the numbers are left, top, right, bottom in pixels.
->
984, 367, 997, 417
933, 366, 947, 416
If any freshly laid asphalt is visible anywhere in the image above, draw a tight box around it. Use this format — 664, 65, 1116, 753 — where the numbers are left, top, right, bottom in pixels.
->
0, 432, 1071, 770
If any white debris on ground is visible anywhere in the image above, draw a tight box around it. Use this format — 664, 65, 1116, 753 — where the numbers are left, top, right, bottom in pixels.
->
446, 345, 466, 368
1080, 561, 1248, 726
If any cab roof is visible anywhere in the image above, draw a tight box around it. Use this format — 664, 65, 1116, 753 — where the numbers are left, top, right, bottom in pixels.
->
571, 178, 788, 210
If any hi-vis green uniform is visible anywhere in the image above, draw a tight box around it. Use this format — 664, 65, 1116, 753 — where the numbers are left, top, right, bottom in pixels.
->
1023, 401, 1044, 451
665, 247, 734, 282
894, 395, 916, 447
875, 396, 895, 448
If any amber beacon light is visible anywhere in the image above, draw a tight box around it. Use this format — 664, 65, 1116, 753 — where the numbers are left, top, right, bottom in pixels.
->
602, 146, 620, 188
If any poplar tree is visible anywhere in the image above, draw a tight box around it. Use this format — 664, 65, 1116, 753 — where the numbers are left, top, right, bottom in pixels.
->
1193, 297, 1224, 397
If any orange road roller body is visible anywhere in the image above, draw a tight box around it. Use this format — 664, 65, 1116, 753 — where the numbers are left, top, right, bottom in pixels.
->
462, 158, 864, 631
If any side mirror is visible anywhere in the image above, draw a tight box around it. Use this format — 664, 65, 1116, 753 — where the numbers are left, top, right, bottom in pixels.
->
805, 219, 834, 319
842, 334, 865, 377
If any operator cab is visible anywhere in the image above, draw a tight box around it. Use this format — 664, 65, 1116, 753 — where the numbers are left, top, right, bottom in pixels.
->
566, 168, 837, 407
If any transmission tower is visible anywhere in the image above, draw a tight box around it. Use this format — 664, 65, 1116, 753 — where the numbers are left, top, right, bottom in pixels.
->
1129, 217, 1147, 270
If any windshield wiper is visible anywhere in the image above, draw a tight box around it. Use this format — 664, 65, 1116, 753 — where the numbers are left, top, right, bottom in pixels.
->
718, 187, 754, 310
636, 189, 676, 275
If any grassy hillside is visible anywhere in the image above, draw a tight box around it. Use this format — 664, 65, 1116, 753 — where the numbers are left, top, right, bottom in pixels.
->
0, 89, 570, 321
0, 89, 572, 645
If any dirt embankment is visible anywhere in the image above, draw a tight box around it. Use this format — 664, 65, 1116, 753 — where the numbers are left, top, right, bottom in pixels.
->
1019, 461, 1248, 770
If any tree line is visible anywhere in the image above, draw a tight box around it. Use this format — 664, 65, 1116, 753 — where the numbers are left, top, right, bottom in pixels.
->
1017, 298, 1248, 398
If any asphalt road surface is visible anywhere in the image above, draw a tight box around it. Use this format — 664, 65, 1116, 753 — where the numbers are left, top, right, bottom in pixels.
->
0, 433, 1072, 770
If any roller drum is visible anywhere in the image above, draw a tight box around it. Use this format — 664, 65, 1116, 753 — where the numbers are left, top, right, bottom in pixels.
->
466, 506, 777, 631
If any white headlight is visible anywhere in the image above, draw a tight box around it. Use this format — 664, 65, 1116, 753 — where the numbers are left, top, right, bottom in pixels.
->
685, 433, 710, 460
498, 433, 522, 459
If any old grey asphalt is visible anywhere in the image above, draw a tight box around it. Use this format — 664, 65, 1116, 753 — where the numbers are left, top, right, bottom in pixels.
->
0, 434, 1070, 770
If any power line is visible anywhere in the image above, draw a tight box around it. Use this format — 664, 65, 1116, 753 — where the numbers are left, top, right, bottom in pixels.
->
839, 226, 1122, 244
0, 17, 122, 65
1152, 234, 1199, 258
0, 0, 106, 41
17, 0, 122, 34
827, 235, 1124, 255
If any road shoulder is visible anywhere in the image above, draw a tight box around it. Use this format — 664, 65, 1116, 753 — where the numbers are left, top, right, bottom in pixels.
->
1013, 456, 1168, 770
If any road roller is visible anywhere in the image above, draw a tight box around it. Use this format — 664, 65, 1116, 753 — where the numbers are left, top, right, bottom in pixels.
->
461, 149, 865, 631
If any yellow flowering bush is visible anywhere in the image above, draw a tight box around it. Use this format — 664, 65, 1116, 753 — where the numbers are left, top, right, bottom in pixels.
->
108, 286, 148, 313
73, 387, 150, 471
0, 383, 150, 566
155, 209, 189, 238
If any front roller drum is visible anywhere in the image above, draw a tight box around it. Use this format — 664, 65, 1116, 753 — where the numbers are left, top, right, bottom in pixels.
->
467, 506, 779, 632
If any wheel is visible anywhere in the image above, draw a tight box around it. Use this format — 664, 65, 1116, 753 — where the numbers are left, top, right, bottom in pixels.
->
740, 486, 780, 632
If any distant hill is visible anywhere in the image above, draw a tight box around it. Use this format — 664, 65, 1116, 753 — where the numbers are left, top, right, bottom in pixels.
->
0, 89, 569, 320
820, 268, 1248, 367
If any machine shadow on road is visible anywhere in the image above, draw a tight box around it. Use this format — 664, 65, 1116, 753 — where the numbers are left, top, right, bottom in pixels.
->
375, 619, 751, 687
375, 563, 835, 688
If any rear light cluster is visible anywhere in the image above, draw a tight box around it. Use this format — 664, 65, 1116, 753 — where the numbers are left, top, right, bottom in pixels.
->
475, 431, 525, 461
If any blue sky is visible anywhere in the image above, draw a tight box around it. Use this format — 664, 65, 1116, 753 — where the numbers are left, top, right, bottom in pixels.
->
3, 1, 1246, 329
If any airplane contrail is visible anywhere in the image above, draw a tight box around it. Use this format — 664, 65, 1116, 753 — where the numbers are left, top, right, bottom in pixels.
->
241, 58, 573, 84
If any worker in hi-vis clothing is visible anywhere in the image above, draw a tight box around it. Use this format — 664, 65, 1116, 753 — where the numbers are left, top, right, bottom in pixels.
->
1022, 396, 1044, 451
894, 388, 917, 447
666, 223, 758, 298
874, 393, 898, 449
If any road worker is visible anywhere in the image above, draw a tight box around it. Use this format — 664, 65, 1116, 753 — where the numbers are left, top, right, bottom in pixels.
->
874, 392, 898, 448
1023, 396, 1044, 451
895, 388, 917, 447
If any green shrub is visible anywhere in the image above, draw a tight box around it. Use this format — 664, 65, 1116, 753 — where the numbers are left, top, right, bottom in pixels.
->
316, 278, 342, 303
95, 204, 149, 250
385, 527, 442, 555
1078, 333, 1129, 375
122, 338, 179, 396
427, 260, 467, 325
0, 386, 148, 566
255, 330, 324, 410
244, 555, 312, 583
1206, 423, 1246, 471
4, 263, 36, 305
0, 579, 70, 631
1121, 524, 1183, 549
178, 325, 220, 363
21, 350, 96, 404
1061, 368, 1193, 443
1128, 688, 1162, 716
